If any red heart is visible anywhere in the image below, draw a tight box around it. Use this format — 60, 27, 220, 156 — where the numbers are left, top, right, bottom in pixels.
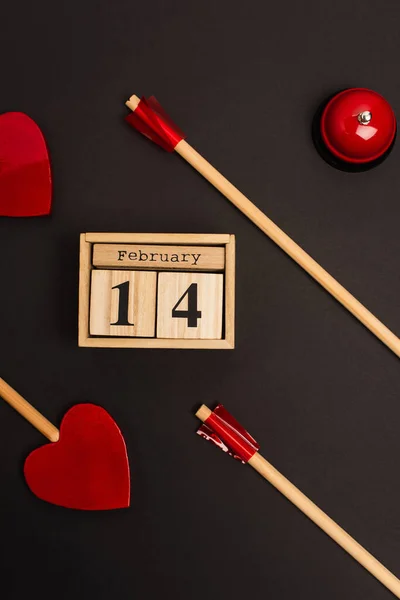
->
24, 404, 130, 510
0, 112, 52, 216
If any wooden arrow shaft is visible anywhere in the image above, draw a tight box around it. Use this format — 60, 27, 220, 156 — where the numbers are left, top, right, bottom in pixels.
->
249, 451, 400, 597
174, 139, 400, 358
0, 378, 59, 442
196, 405, 400, 597
127, 93, 400, 357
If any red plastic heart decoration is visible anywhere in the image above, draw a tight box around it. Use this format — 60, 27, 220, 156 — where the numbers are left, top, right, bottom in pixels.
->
24, 404, 130, 510
0, 112, 52, 216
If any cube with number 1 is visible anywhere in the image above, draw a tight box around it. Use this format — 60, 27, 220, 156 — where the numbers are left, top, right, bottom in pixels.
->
90, 270, 157, 337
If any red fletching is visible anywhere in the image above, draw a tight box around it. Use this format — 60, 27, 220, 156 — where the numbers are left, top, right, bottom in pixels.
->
197, 422, 246, 463
197, 404, 259, 463
126, 96, 185, 152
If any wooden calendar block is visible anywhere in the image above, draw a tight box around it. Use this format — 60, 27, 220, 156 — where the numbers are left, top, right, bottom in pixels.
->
90, 270, 157, 337
157, 273, 224, 339
79, 233, 235, 349
93, 244, 225, 271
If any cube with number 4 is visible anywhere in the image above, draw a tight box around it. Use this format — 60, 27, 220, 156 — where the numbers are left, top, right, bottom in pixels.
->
157, 273, 224, 339
90, 270, 157, 337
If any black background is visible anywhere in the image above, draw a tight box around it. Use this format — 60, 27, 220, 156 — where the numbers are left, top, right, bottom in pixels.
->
1, 1, 400, 598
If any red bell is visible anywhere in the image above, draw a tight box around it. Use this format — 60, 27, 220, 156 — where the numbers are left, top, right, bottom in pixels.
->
315, 88, 396, 171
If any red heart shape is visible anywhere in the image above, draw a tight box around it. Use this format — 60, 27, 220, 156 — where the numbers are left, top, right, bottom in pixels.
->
24, 404, 130, 510
0, 112, 52, 216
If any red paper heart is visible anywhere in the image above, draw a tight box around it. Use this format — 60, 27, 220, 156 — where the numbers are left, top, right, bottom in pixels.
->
0, 112, 52, 216
24, 404, 130, 510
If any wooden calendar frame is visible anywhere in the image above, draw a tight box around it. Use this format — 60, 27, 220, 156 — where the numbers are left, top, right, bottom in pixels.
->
78, 232, 235, 349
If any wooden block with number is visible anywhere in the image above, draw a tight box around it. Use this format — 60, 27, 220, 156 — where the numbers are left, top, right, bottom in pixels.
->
79, 233, 235, 349
90, 270, 157, 337
93, 244, 225, 271
157, 273, 224, 339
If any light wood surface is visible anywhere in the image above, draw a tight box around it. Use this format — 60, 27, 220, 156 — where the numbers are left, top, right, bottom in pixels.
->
196, 404, 400, 597
126, 96, 141, 112
0, 378, 59, 442
78, 233, 92, 347
126, 94, 400, 357
196, 405, 212, 421
86, 232, 230, 244
93, 244, 225, 270
90, 270, 157, 337
157, 272, 223, 339
224, 234, 235, 348
80, 337, 233, 349
79, 233, 235, 349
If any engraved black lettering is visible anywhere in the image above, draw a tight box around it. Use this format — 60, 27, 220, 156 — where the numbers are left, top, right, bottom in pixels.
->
111, 281, 133, 326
